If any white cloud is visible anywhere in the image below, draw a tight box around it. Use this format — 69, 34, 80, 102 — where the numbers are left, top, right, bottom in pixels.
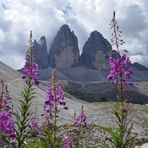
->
0, 0, 148, 69
0, 29, 5, 43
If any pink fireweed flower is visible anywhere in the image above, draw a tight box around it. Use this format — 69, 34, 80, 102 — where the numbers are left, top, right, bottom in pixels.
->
30, 119, 39, 128
0, 98, 11, 112
22, 31, 39, 85
63, 135, 77, 148
29, 119, 44, 137
44, 83, 68, 117
0, 111, 15, 138
0, 80, 15, 147
74, 111, 87, 128
23, 62, 39, 84
0, 80, 12, 112
108, 53, 133, 85
64, 110, 87, 148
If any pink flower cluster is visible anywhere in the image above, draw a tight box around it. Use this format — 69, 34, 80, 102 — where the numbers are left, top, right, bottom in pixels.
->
108, 53, 133, 85
0, 111, 15, 138
30, 119, 39, 127
74, 111, 87, 128
28, 119, 44, 137
23, 62, 39, 85
0, 85, 11, 112
64, 135, 77, 148
64, 111, 87, 148
0, 81, 15, 146
44, 84, 68, 117
22, 31, 39, 85
0, 98, 11, 112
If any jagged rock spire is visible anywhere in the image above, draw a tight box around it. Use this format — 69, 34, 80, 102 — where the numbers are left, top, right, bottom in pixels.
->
48, 24, 79, 69
80, 30, 112, 70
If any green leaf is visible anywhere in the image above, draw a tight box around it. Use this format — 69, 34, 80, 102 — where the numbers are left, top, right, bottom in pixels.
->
115, 111, 121, 123
103, 144, 110, 148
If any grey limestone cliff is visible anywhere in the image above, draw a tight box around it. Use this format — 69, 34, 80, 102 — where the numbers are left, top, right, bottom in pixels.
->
33, 36, 48, 69
48, 24, 79, 69
80, 31, 112, 70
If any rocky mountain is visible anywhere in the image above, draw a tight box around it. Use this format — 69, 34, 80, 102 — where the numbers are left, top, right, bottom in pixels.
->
80, 31, 112, 70
33, 36, 48, 69
27, 24, 148, 82
48, 24, 79, 69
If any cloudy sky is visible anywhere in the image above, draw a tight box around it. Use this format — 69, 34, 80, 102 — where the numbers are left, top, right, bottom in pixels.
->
0, 0, 148, 69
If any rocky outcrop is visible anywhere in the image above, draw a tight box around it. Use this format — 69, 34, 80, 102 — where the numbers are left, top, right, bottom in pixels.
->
33, 36, 48, 69
48, 24, 79, 69
80, 31, 112, 70
27, 25, 148, 82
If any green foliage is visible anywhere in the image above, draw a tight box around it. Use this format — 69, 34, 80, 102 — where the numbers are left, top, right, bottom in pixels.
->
39, 122, 60, 148
25, 123, 64, 148
14, 84, 35, 148
102, 104, 136, 148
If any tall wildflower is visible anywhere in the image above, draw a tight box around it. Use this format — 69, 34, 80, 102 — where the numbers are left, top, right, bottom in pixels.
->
64, 106, 87, 148
108, 54, 132, 85
0, 80, 15, 147
108, 11, 133, 96
73, 106, 87, 128
15, 31, 39, 148
108, 11, 133, 109
103, 11, 136, 147
44, 70, 68, 118
22, 31, 39, 85
41, 70, 68, 147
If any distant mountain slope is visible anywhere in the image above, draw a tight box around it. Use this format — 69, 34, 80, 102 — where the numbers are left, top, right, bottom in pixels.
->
60, 80, 148, 104
2, 58, 148, 105
0, 62, 22, 80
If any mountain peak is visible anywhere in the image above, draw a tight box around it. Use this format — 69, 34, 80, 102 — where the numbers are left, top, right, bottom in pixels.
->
48, 24, 79, 69
33, 36, 48, 69
60, 24, 70, 31
38, 36, 46, 45
40, 36, 46, 41
90, 30, 103, 38
80, 31, 112, 69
